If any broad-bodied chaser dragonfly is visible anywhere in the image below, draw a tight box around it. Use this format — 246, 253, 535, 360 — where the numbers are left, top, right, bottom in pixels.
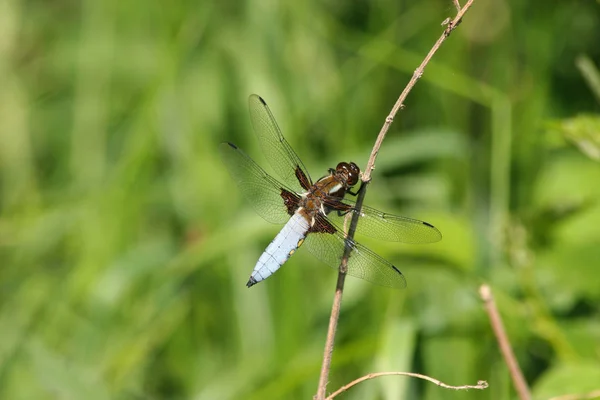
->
221, 95, 442, 288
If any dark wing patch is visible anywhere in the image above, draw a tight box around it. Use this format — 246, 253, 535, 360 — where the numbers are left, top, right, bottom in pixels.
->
309, 213, 336, 234
295, 167, 311, 191
281, 189, 300, 216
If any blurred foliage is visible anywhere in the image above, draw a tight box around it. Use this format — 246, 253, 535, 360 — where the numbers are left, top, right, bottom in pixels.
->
1, 0, 599, 399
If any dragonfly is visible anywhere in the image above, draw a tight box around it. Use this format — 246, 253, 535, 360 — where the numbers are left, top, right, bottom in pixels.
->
220, 94, 442, 289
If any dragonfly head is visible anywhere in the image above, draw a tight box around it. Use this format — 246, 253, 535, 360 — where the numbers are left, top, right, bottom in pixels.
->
335, 162, 360, 187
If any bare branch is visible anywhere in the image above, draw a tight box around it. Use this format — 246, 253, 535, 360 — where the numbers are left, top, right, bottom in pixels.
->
452, 0, 461, 12
314, 1, 478, 398
315, 182, 367, 400
480, 284, 531, 400
363, 0, 475, 182
327, 372, 488, 399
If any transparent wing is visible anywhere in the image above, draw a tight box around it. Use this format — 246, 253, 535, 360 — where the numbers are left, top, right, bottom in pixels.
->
248, 94, 313, 192
325, 198, 442, 244
303, 217, 407, 289
219, 142, 297, 224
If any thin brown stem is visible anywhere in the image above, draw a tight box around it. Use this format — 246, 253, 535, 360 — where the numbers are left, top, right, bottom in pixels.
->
315, 182, 368, 400
479, 284, 531, 400
363, 0, 474, 182
315, 271, 346, 400
327, 372, 488, 399
452, 0, 461, 12
315, 1, 477, 398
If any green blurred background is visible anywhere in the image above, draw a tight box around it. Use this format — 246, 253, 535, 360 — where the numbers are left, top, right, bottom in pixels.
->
2, 0, 600, 399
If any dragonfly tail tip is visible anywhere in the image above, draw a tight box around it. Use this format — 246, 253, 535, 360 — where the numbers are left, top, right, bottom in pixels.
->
246, 277, 258, 288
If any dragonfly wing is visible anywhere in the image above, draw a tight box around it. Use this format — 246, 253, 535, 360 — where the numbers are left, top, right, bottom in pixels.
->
325, 198, 442, 244
302, 216, 407, 289
219, 142, 298, 224
248, 94, 313, 192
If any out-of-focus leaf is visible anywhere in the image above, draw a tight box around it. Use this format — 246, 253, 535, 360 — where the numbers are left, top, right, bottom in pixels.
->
533, 156, 600, 246
536, 244, 600, 310
422, 337, 482, 400
375, 320, 417, 399
576, 55, 600, 105
559, 319, 600, 361
376, 129, 467, 170
532, 362, 600, 399
28, 340, 110, 400
92, 238, 175, 307
407, 267, 481, 333
547, 115, 600, 161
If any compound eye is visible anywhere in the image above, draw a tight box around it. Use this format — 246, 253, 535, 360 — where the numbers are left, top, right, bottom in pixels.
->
337, 162, 360, 186
347, 162, 360, 186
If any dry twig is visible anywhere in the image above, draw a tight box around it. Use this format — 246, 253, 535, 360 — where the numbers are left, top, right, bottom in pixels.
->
479, 284, 531, 400
314, 1, 478, 398
452, 0, 461, 12
327, 372, 488, 399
